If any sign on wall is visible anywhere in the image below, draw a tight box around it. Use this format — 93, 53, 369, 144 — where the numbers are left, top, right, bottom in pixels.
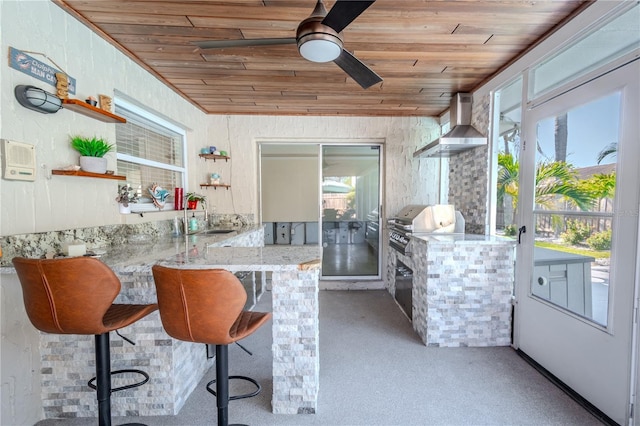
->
8, 47, 76, 95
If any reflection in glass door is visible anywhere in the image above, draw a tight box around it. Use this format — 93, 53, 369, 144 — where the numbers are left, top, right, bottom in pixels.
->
530, 92, 620, 325
321, 145, 381, 279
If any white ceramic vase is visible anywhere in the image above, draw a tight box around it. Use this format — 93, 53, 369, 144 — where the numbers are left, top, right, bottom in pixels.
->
119, 204, 131, 214
79, 156, 107, 174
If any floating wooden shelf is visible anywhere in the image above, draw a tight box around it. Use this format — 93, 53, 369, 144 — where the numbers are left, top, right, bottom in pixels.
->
52, 169, 126, 180
200, 183, 231, 190
199, 153, 230, 162
61, 99, 126, 123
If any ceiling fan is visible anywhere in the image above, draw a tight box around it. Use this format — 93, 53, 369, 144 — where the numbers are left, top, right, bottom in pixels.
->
193, 0, 382, 89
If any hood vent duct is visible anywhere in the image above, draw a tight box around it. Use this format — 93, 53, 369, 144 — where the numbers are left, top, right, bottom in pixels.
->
414, 93, 487, 158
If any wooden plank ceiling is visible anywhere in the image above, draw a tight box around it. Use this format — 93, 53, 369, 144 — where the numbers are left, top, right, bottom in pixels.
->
53, 0, 589, 117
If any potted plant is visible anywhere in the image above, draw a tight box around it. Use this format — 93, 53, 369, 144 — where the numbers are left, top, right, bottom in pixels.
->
186, 192, 206, 210
70, 135, 114, 174
115, 184, 139, 214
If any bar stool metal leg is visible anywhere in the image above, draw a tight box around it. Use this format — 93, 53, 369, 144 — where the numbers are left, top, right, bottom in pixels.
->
90, 332, 150, 426
95, 333, 112, 426
216, 345, 229, 426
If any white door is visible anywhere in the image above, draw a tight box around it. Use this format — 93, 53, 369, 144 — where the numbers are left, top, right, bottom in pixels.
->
514, 60, 639, 425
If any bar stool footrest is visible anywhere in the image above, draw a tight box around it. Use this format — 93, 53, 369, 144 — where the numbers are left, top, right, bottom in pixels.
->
206, 375, 261, 401
88, 369, 150, 393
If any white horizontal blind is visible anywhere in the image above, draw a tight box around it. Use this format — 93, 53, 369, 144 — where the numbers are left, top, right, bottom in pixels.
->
114, 99, 186, 209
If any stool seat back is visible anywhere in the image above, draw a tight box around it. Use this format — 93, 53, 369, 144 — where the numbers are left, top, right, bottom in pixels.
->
152, 266, 267, 345
12, 257, 122, 335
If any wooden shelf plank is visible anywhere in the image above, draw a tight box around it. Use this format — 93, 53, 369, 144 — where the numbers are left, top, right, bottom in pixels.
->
61, 99, 126, 123
199, 153, 230, 162
52, 169, 126, 180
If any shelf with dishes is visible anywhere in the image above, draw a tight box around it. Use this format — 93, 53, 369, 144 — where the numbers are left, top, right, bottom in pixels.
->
198, 153, 230, 162
199, 183, 231, 190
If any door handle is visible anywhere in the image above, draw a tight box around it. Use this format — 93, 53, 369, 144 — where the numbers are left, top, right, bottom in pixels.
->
518, 225, 526, 244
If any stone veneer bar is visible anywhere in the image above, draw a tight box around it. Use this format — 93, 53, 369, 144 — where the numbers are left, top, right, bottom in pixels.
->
34, 226, 266, 419
3, 222, 322, 419
388, 234, 515, 347
159, 246, 322, 415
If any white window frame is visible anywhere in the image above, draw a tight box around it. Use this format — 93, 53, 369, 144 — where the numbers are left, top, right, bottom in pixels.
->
114, 97, 187, 212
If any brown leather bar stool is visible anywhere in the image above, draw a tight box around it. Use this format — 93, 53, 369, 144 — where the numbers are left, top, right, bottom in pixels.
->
151, 265, 271, 426
12, 257, 158, 426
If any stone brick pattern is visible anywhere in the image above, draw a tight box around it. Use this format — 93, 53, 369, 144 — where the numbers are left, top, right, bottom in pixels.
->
388, 236, 515, 347
39, 312, 181, 418
271, 269, 320, 414
447, 93, 491, 234
28, 223, 263, 419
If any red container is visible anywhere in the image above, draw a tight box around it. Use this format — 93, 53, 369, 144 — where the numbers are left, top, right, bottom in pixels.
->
174, 188, 184, 210
187, 200, 198, 210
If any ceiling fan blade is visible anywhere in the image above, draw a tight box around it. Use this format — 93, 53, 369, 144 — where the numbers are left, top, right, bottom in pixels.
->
322, 0, 376, 34
333, 49, 382, 89
194, 38, 296, 50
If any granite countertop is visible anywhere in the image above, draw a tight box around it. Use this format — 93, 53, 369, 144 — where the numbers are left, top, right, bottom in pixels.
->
411, 233, 517, 244
2, 224, 321, 274
97, 225, 260, 270
159, 245, 322, 271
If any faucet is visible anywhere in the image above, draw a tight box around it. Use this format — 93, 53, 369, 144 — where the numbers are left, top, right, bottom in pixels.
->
183, 195, 189, 235
183, 196, 208, 234
201, 200, 209, 224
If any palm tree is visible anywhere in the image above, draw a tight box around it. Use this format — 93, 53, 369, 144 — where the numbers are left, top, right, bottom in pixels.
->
535, 161, 596, 211
554, 113, 568, 162
597, 142, 617, 164
497, 153, 597, 225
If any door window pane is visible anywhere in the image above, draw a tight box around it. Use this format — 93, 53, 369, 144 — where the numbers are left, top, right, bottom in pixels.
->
322, 145, 380, 278
494, 77, 523, 236
531, 92, 620, 325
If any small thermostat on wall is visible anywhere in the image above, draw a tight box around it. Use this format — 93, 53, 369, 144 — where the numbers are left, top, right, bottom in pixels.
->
1, 139, 36, 181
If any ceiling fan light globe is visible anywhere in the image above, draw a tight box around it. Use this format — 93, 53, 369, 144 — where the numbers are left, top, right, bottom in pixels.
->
299, 39, 341, 62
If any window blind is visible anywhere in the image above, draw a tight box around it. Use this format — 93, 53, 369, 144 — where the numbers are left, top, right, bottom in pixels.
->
114, 102, 186, 208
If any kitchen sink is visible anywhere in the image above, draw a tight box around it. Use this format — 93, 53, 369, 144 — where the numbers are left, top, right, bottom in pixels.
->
199, 229, 235, 235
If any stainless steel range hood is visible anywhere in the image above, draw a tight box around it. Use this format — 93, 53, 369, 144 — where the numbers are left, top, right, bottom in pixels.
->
414, 93, 487, 158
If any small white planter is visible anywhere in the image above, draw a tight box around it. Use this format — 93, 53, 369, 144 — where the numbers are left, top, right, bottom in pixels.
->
119, 204, 131, 214
79, 156, 107, 174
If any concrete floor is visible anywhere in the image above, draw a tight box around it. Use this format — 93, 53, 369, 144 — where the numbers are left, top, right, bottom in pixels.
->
35, 290, 603, 426
321, 242, 378, 277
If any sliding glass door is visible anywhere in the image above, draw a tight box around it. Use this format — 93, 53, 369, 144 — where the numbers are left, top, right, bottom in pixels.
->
260, 142, 382, 280
321, 145, 381, 279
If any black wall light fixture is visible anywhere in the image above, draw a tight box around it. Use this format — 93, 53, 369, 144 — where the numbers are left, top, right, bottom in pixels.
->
15, 85, 62, 114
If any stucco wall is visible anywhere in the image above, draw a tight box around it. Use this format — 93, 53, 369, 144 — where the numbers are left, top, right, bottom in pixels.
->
0, 0, 208, 236
1, 274, 40, 426
198, 115, 444, 221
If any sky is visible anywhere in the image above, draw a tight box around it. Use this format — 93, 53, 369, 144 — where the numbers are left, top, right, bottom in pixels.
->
536, 92, 621, 168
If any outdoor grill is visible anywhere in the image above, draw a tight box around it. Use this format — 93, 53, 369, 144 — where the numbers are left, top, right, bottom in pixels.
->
388, 204, 458, 320
388, 204, 456, 255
